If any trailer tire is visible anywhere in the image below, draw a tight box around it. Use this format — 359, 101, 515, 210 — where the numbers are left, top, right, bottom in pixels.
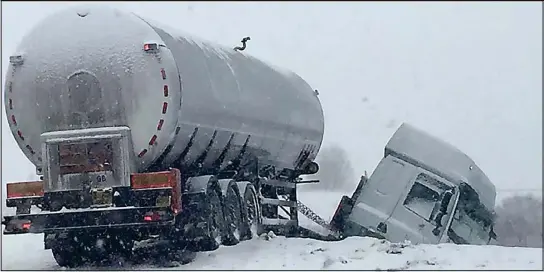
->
239, 183, 260, 240
52, 246, 85, 268
104, 234, 134, 266
222, 183, 243, 246
198, 184, 224, 251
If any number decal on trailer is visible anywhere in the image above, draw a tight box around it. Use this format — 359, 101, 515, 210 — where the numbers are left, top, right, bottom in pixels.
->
97, 175, 107, 183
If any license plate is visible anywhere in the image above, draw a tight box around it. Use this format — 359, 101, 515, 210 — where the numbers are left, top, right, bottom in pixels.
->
91, 188, 113, 206
156, 196, 171, 207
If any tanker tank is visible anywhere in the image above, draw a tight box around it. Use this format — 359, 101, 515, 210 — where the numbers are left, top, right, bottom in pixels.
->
4, 5, 325, 174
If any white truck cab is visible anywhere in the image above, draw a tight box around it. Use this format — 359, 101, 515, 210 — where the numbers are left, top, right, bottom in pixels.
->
331, 123, 497, 245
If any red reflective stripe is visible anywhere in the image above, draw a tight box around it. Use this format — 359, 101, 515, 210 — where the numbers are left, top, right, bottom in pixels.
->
157, 119, 164, 130
138, 149, 148, 158
17, 130, 24, 140
161, 69, 166, 80
162, 102, 168, 114
149, 135, 157, 145
25, 145, 35, 154
163, 85, 169, 97
130, 171, 171, 189
11, 115, 17, 125
7, 181, 44, 198
169, 168, 182, 214
7, 192, 44, 198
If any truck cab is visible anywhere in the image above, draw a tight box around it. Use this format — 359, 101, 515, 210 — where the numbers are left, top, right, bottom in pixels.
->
331, 123, 497, 245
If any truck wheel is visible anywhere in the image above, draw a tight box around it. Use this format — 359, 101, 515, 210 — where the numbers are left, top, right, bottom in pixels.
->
52, 246, 85, 268
198, 185, 224, 251
222, 184, 243, 246
240, 184, 260, 240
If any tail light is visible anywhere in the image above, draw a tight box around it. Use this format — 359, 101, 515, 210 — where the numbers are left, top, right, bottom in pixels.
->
143, 43, 159, 52
130, 169, 182, 214
22, 222, 31, 230
7, 181, 44, 198
143, 211, 167, 222
4, 219, 32, 234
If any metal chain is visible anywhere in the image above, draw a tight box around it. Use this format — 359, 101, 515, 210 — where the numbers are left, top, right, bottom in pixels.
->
295, 199, 341, 238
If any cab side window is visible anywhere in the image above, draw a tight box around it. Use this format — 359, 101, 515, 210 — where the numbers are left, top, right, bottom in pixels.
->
403, 173, 447, 222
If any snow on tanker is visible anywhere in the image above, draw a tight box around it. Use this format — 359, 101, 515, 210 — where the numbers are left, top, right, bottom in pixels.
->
3, 5, 498, 269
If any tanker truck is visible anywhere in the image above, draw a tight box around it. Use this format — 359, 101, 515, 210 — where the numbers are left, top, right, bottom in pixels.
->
2, 5, 498, 268
2, 5, 325, 267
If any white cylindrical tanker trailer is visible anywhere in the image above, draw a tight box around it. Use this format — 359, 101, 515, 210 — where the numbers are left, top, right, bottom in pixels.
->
2, 5, 325, 267
4, 5, 324, 176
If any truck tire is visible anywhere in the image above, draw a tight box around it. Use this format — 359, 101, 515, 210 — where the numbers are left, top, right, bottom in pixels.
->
198, 184, 224, 251
222, 183, 243, 246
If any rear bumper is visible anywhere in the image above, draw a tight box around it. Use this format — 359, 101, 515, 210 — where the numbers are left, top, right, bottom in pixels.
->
2, 206, 175, 235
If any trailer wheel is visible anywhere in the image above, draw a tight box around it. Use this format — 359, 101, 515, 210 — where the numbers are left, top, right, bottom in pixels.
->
198, 185, 224, 251
51, 233, 100, 268
104, 234, 134, 266
52, 245, 85, 268
241, 184, 260, 240
222, 184, 243, 246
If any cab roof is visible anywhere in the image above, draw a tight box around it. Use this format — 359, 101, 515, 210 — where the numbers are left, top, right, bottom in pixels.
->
385, 123, 496, 209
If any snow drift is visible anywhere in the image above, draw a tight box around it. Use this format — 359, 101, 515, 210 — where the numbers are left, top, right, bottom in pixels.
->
2, 190, 542, 270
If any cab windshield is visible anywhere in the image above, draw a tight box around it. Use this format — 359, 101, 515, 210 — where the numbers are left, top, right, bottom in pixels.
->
448, 183, 495, 245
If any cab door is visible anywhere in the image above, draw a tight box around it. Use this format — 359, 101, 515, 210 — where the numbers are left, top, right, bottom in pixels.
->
384, 167, 458, 244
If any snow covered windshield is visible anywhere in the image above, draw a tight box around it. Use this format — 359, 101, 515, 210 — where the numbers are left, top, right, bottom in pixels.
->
448, 183, 495, 245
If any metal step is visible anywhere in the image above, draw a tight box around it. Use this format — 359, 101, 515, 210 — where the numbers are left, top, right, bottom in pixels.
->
260, 197, 297, 207
295, 179, 319, 184
261, 218, 297, 226
261, 179, 296, 189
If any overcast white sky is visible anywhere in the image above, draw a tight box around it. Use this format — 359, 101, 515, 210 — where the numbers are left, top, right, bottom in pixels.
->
1, 2, 542, 196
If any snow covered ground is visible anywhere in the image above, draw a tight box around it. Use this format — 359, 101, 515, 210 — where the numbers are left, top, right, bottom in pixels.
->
2, 190, 542, 270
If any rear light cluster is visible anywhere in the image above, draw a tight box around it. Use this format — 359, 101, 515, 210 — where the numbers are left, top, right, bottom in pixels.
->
130, 168, 182, 215
143, 211, 169, 222
4, 219, 32, 234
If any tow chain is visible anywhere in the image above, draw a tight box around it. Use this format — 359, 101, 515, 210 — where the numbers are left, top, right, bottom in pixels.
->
296, 200, 341, 238
277, 194, 341, 238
